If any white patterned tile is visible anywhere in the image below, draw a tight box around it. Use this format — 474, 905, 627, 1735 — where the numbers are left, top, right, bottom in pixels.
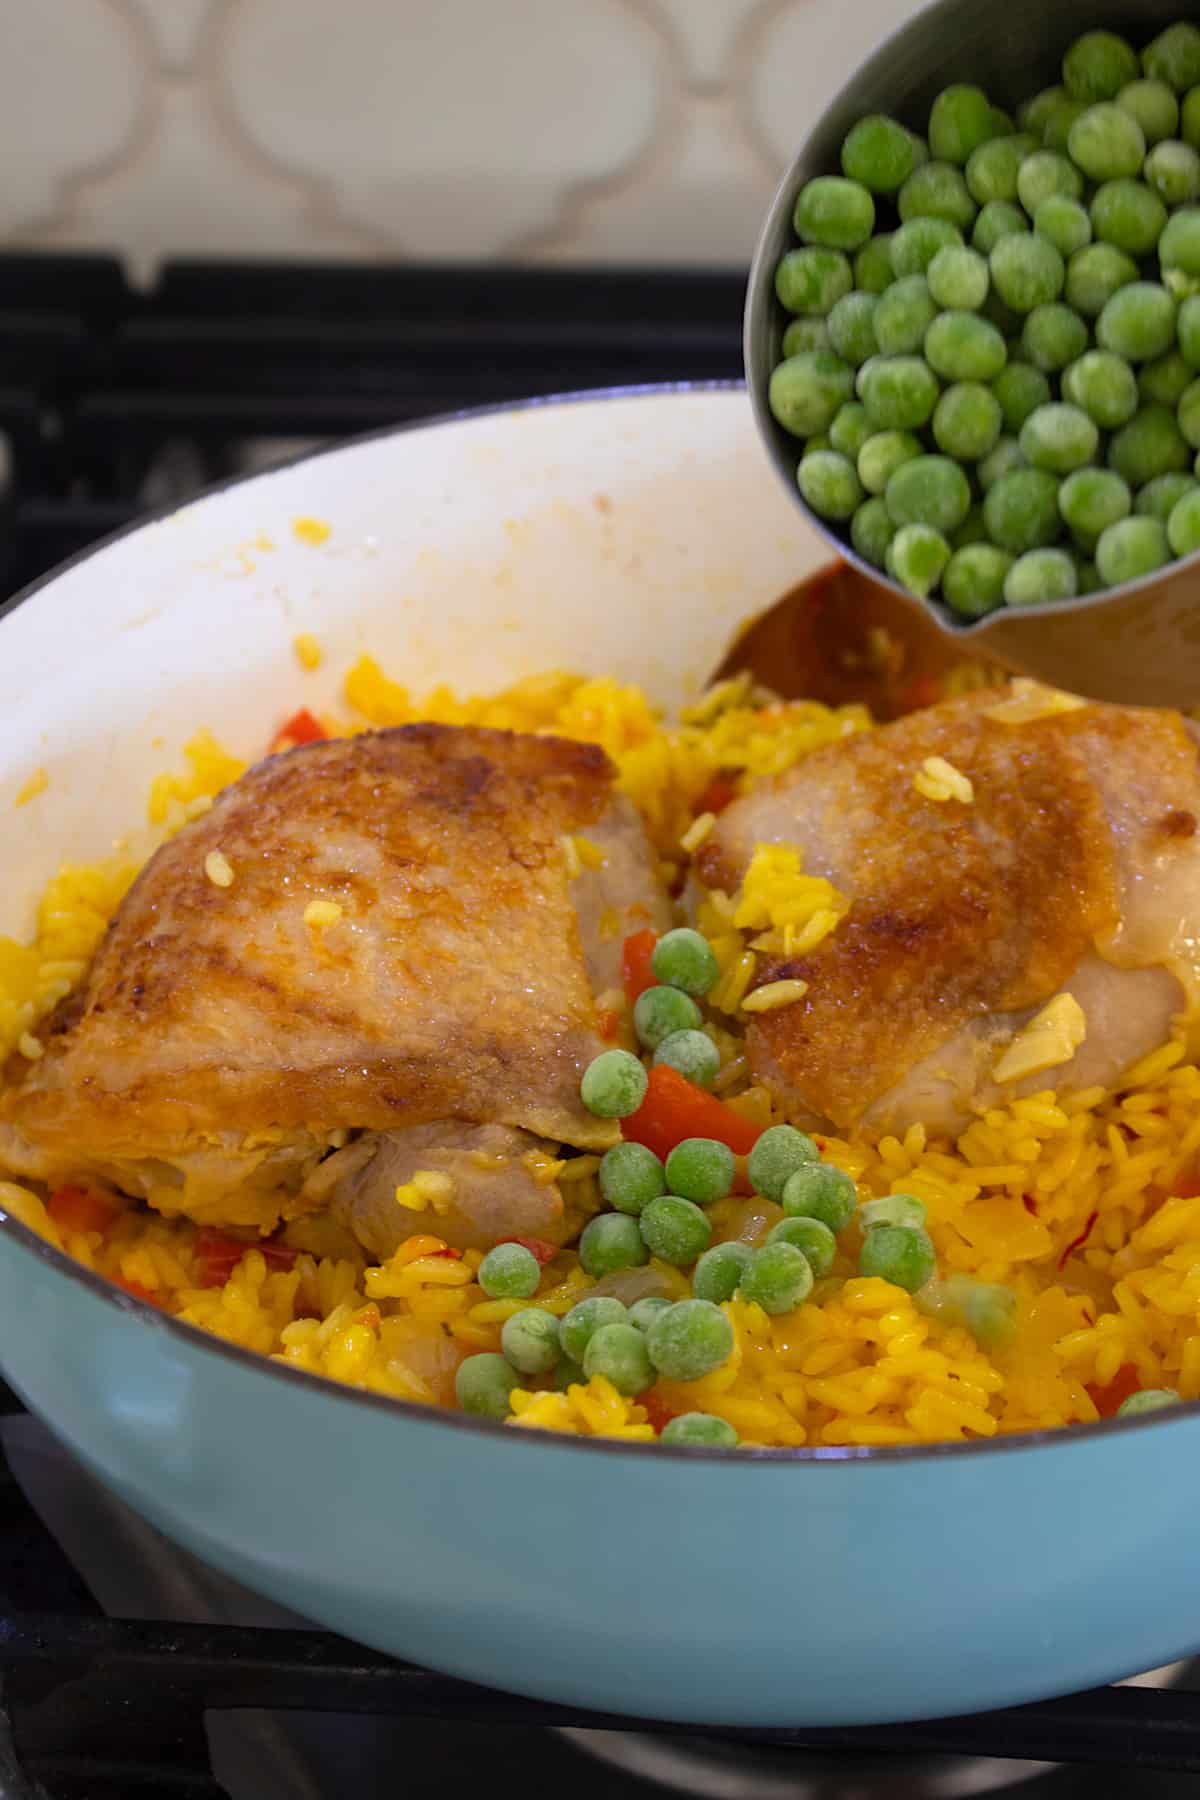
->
218, 0, 667, 257
31, 84, 373, 281
129, 0, 218, 72
0, 0, 150, 240
540, 94, 774, 266
745, 0, 927, 168
645, 0, 763, 88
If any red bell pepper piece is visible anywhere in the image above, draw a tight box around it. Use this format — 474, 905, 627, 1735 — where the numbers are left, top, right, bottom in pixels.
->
621, 928, 658, 1005
622, 1064, 763, 1161
695, 776, 739, 817
1086, 1364, 1142, 1419
270, 708, 327, 754
597, 1007, 621, 1042
642, 1391, 678, 1435
497, 1236, 559, 1267
47, 1185, 118, 1237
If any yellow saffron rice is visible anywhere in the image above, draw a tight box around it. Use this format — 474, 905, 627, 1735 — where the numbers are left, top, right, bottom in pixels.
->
3, 656, 1199, 1449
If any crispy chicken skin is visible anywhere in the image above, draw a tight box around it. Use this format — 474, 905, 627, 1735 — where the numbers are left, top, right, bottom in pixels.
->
698, 689, 1200, 1136
0, 724, 669, 1232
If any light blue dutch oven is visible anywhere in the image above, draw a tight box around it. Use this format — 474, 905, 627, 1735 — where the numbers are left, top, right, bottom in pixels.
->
1, 386, 1198, 1728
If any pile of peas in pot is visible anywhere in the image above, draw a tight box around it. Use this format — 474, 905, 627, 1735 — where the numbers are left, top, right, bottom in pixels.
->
456, 924, 1020, 1442
768, 21, 1200, 616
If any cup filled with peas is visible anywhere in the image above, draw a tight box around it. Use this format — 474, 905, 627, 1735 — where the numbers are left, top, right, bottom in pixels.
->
745, 0, 1200, 630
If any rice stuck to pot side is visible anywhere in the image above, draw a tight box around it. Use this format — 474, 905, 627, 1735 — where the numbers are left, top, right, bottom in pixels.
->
1, 655, 1196, 1449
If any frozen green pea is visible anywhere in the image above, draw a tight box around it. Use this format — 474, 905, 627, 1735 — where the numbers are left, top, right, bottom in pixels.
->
1178, 294, 1200, 365
1064, 30, 1139, 103
646, 1298, 734, 1381
561, 1295, 627, 1363
1117, 1388, 1181, 1416
1059, 467, 1132, 537
1179, 378, 1200, 449
552, 1354, 585, 1391
966, 135, 1032, 204
827, 292, 879, 366
1160, 206, 1200, 276
1097, 283, 1177, 361
1020, 302, 1088, 372
859, 1225, 937, 1292
1077, 558, 1102, 593
855, 234, 896, 293
652, 927, 719, 996
859, 356, 940, 430
664, 1138, 734, 1207
627, 1295, 672, 1333
925, 309, 1007, 380
1108, 405, 1191, 485
887, 523, 951, 598
739, 1239, 814, 1315
599, 1140, 667, 1215
919, 1274, 1018, 1350
1004, 546, 1078, 605
859, 1193, 926, 1232
794, 176, 875, 251
767, 1214, 837, 1279
1066, 242, 1138, 315
634, 984, 701, 1051
583, 1321, 654, 1395
1137, 471, 1197, 521
798, 449, 864, 521
885, 454, 971, 531
1167, 486, 1200, 555
842, 116, 918, 193
478, 1241, 541, 1300
579, 1211, 649, 1278
581, 1049, 647, 1119
942, 542, 1013, 616
653, 1029, 720, 1090
1043, 97, 1089, 155
953, 506, 988, 551
989, 107, 1016, 138
1017, 151, 1083, 213
898, 161, 976, 229
748, 1124, 819, 1202
1062, 349, 1139, 426
1019, 402, 1098, 472
1143, 24, 1200, 94
1067, 104, 1145, 181
1147, 140, 1200, 205
1117, 79, 1179, 145
932, 381, 1003, 459
782, 317, 830, 358
1184, 86, 1200, 148
1020, 86, 1069, 137
692, 1239, 754, 1305
990, 233, 1064, 312
660, 1411, 738, 1447
890, 216, 963, 276
775, 247, 853, 316
992, 360, 1052, 430
972, 200, 1029, 254
501, 1307, 560, 1375
806, 435, 831, 453
850, 495, 896, 567
1140, 350, 1194, 408
1091, 180, 1168, 255
874, 275, 938, 354
857, 429, 924, 493
780, 1161, 857, 1231
1095, 514, 1171, 583
928, 85, 996, 165
927, 244, 989, 310
1033, 195, 1092, 257
455, 1353, 517, 1420
768, 353, 854, 437
978, 434, 1025, 488
983, 466, 1063, 551
829, 401, 873, 458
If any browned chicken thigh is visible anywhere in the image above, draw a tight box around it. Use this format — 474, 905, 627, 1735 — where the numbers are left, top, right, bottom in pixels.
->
0, 725, 669, 1243
698, 686, 1200, 1137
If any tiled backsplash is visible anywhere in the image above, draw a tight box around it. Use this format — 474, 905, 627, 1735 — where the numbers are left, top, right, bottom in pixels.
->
10, 0, 923, 280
